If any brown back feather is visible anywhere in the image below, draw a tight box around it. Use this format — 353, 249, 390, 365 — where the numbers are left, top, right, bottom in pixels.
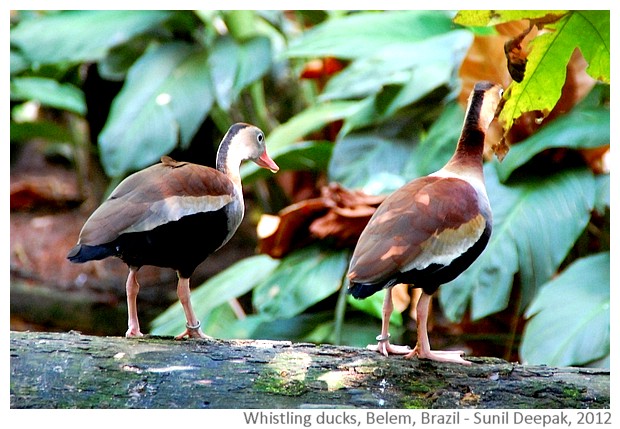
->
348, 176, 485, 283
78, 158, 234, 245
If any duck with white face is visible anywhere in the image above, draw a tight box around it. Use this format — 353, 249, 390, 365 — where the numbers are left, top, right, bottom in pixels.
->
67, 123, 279, 340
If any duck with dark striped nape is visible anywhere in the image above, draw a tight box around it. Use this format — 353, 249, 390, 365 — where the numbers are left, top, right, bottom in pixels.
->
347, 82, 504, 365
68, 123, 279, 340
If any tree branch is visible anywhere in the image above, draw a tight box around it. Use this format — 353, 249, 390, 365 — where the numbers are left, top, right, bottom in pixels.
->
10, 331, 609, 409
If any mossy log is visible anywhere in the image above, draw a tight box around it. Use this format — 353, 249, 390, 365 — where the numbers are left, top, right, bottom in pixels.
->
10, 331, 609, 409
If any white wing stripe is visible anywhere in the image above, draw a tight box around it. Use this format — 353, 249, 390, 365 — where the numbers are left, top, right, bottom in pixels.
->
122, 194, 233, 234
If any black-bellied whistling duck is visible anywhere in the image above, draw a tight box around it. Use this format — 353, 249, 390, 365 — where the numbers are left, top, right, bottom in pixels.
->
347, 82, 504, 365
68, 123, 279, 339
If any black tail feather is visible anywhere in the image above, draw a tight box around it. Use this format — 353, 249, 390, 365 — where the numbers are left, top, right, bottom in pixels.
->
348, 281, 386, 299
67, 243, 115, 263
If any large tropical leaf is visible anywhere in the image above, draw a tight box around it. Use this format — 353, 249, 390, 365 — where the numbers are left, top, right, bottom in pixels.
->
224, 312, 334, 342
330, 101, 465, 196
499, 11, 610, 130
253, 246, 349, 320
320, 31, 472, 102
403, 101, 464, 179
594, 174, 610, 214
454, 10, 568, 27
322, 32, 471, 133
208, 36, 272, 110
208, 310, 383, 348
455, 10, 610, 131
10, 49, 29, 75
263, 101, 361, 154
439, 165, 596, 322
98, 42, 212, 177
347, 292, 403, 327
10, 77, 86, 115
11, 10, 174, 65
150, 254, 280, 336
495, 107, 610, 182
520, 252, 610, 367
10, 121, 74, 144
328, 133, 411, 195
241, 140, 333, 183
286, 11, 455, 59
97, 35, 154, 81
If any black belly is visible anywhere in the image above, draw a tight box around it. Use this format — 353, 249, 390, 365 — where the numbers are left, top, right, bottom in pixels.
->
112, 209, 229, 278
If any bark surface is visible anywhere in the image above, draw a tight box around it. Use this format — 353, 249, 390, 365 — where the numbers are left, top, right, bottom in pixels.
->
10, 331, 609, 409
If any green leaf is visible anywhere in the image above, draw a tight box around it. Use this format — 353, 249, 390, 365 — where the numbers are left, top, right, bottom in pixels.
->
286, 11, 455, 59
500, 11, 610, 131
10, 120, 74, 143
236, 37, 273, 92
347, 292, 402, 327
321, 30, 472, 103
338, 69, 464, 135
454, 10, 568, 27
403, 101, 464, 179
10, 77, 86, 115
331, 102, 464, 195
97, 36, 152, 81
249, 312, 387, 347
594, 174, 610, 214
520, 252, 609, 367
150, 254, 280, 336
98, 42, 213, 177
241, 140, 333, 183
222, 10, 260, 40
439, 166, 595, 322
334, 316, 390, 348
216, 313, 271, 340
11, 10, 173, 66
495, 107, 610, 182
328, 133, 411, 194
265, 101, 361, 154
196, 303, 240, 339
208, 36, 272, 110
285, 11, 469, 136
213, 310, 381, 347
325, 30, 470, 135
10, 49, 29, 75
164, 50, 215, 149
253, 246, 349, 320
572, 11, 610, 83
207, 37, 239, 110
232, 312, 335, 342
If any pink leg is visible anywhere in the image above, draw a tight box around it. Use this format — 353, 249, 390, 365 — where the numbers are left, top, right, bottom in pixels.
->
125, 267, 144, 338
174, 275, 209, 340
405, 292, 470, 365
367, 287, 411, 356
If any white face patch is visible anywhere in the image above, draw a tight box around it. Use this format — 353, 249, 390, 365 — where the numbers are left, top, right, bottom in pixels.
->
121, 194, 233, 234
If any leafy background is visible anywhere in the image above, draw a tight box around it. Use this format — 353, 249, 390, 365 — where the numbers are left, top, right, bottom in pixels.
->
10, 10, 610, 367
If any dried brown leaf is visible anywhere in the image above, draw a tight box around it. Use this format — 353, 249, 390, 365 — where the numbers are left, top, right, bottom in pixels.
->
258, 183, 385, 258
257, 198, 329, 258
10, 175, 82, 210
503, 25, 534, 82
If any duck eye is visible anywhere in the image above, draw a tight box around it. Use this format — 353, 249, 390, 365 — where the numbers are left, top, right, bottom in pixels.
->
257, 133, 264, 144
